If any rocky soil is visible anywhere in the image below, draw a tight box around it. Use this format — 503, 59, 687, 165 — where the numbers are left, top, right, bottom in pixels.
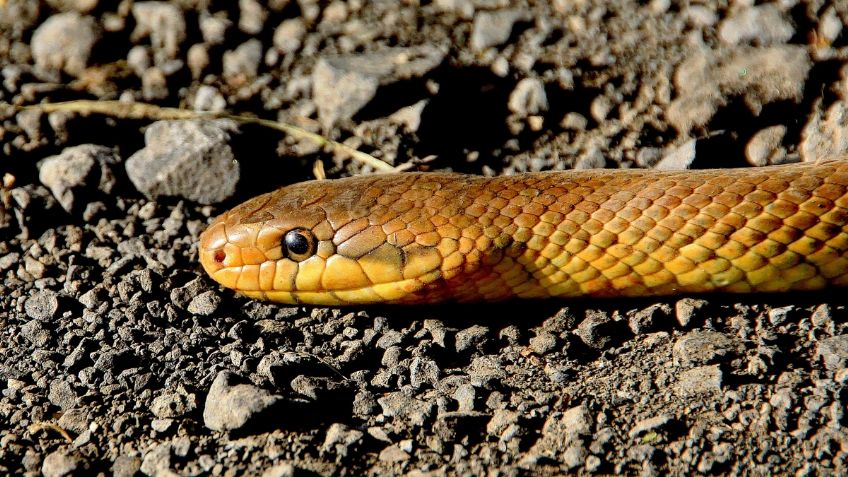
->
2, 0, 848, 475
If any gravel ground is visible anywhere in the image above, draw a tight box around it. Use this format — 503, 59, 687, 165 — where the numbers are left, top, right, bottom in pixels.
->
2, 0, 848, 475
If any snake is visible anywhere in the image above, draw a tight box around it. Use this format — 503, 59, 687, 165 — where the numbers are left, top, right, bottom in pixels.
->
198, 159, 848, 306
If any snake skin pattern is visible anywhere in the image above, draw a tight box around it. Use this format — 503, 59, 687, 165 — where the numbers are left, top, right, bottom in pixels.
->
199, 160, 848, 305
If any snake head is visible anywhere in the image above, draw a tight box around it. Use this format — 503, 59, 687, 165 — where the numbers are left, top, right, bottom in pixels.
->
198, 175, 453, 305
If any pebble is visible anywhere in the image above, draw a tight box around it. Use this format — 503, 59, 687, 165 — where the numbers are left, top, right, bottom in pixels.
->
131, 2, 186, 61
378, 444, 410, 462
321, 423, 364, 458
48, 379, 78, 410
187, 291, 221, 316
0, 0, 40, 34
239, 0, 267, 34
562, 444, 587, 470
745, 125, 787, 166
768, 305, 794, 326
629, 414, 673, 438
628, 304, 671, 335
31, 12, 99, 76
508, 78, 548, 117
312, 46, 444, 128
674, 298, 707, 327
125, 120, 240, 204
24, 290, 59, 320
42, 449, 87, 477
274, 19, 307, 55
141, 67, 169, 100
139, 443, 172, 476
574, 310, 614, 349
187, 44, 209, 79
667, 46, 810, 134
223, 39, 263, 81
528, 331, 557, 355
672, 330, 740, 367
718, 4, 794, 46
800, 101, 848, 163
150, 391, 196, 419
38, 145, 119, 214
377, 392, 434, 427
21, 320, 51, 347
455, 325, 490, 353
191, 85, 227, 112
112, 455, 141, 477
199, 11, 230, 45
262, 463, 296, 477
202, 371, 282, 432
470, 10, 529, 50
655, 138, 696, 170
674, 365, 723, 396
815, 335, 848, 371
410, 356, 440, 388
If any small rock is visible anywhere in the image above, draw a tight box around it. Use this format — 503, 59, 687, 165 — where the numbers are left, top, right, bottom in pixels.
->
141, 67, 169, 100
768, 305, 794, 326
262, 463, 296, 477
321, 423, 364, 458
223, 39, 263, 81
455, 325, 490, 353
377, 392, 434, 427
745, 125, 787, 166
150, 391, 197, 419
629, 414, 673, 438
655, 138, 696, 170
628, 304, 671, 335
453, 383, 476, 412
187, 44, 209, 79
39, 145, 119, 214
378, 444, 410, 463
674, 365, 723, 396
562, 444, 587, 470
42, 449, 87, 477
202, 371, 282, 432
24, 290, 59, 320
674, 298, 707, 327
470, 10, 529, 50
21, 320, 51, 347
49, 379, 78, 410
132, 2, 186, 61
410, 356, 440, 388
718, 4, 794, 46
238, 0, 267, 34
112, 455, 141, 477
57, 408, 89, 434
125, 120, 240, 204
487, 409, 519, 437
528, 331, 557, 355
508, 78, 548, 117
816, 335, 848, 371
199, 11, 230, 45
31, 12, 100, 76
151, 419, 174, 433
667, 46, 810, 134
574, 310, 615, 349
273, 19, 306, 55
673, 330, 741, 367
139, 443, 171, 476
312, 46, 445, 128
187, 291, 221, 316
801, 101, 848, 163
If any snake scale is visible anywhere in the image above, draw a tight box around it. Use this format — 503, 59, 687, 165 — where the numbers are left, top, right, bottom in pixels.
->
198, 160, 848, 305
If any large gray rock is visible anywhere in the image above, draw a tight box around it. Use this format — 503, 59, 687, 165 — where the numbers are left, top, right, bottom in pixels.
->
203, 371, 282, 432
125, 120, 240, 204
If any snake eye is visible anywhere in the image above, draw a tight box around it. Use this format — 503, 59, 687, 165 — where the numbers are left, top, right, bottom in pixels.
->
283, 228, 316, 261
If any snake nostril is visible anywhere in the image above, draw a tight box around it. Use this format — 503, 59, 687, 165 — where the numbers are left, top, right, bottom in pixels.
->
214, 250, 226, 263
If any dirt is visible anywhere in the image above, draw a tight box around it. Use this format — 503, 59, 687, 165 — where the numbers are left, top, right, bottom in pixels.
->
1, 0, 848, 475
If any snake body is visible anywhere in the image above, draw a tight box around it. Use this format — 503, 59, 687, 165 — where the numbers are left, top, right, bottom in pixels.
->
199, 160, 848, 305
